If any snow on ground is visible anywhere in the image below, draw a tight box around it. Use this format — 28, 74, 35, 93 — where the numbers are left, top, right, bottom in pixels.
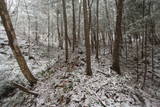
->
12, 52, 159, 107
0, 30, 160, 106
0, 32, 57, 101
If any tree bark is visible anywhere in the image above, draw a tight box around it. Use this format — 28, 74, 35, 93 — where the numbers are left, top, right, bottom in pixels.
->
103, 0, 113, 54
88, 0, 93, 53
95, 0, 99, 60
47, 0, 50, 57
72, 0, 76, 52
35, 16, 39, 45
78, 1, 82, 45
112, 0, 124, 74
83, 0, 92, 76
60, 13, 64, 49
24, 0, 31, 58
141, 0, 145, 59
0, 0, 37, 85
56, 9, 63, 49
62, 0, 69, 62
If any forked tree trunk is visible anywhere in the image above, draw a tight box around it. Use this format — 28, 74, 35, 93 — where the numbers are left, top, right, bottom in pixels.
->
112, 0, 124, 74
83, 0, 92, 76
0, 0, 37, 85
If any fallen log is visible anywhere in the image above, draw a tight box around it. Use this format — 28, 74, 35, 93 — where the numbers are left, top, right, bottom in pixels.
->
12, 82, 38, 96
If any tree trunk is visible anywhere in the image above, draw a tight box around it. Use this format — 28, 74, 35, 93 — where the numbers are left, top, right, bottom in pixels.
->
95, 0, 99, 60
0, 0, 37, 85
150, 19, 155, 80
142, 23, 148, 89
136, 35, 139, 81
14, 0, 20, 29
60, 13, 64, 49
72, 0, 76, 52
141, 0, 146, 59
88, 0, 93, 54
112, 0, 124, 74
24, 0, 31, 58
78, 1, 82, 45
142, 0, 147, 89
35, 16, 39, 45
62, 0, 69, 62
101, 31, 106, 47
83, 0, 92, 76
104, 0, 113, 55
56, 9, 62, 49
47, 0, 50, 64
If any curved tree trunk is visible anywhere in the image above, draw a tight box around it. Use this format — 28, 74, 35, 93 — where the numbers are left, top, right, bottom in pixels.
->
0, 0, 37, 85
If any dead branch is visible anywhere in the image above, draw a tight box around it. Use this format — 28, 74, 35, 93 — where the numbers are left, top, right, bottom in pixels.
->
85, 87, 107, 107
12, 82, 38, 96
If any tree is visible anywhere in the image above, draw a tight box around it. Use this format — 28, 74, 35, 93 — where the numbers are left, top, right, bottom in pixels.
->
112, 0, 124, 74
24, 0, 31, 58
77, 0, 82, 44
83, 0, 92, 76
35, 16, 39, 45
56, 9, 63, 49
0, 0, 37, 85
62, 0, 69, 62
47, 0, 50, 59
95, 0, 99, 60
60, 12, 64, 49
88, 0, 93, 53
103, 0, 113, 54
72, 0, 76, 52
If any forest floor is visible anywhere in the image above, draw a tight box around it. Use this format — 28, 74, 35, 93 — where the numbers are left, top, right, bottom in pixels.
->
0, 34, 160, 107
21, 50, 160, 107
